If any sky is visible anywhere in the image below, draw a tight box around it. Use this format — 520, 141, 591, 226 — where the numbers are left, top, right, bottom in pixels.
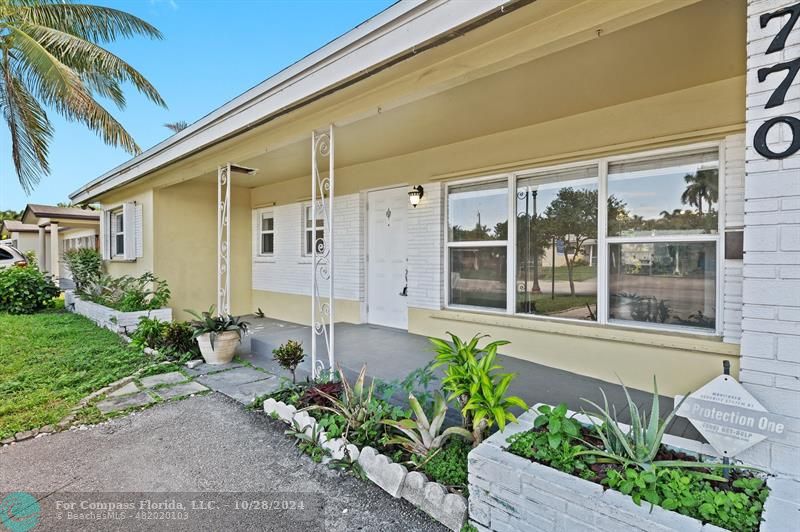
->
0, 0, 395, 211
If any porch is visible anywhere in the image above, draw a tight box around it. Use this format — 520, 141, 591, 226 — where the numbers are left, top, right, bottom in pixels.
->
238, 316, 699, 439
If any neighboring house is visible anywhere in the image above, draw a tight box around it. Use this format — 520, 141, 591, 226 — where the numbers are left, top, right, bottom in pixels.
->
68, 0, 799, 476
13, 204, 100, 284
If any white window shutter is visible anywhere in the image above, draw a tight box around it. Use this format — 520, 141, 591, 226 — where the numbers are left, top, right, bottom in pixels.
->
100, 210, 110, 260
122, 202, 136, 261
135, 204, 143, 258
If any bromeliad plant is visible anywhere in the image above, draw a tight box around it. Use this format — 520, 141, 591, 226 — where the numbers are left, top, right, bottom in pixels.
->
382, 392, 472, 461
185, 306, 249, 349
305, 365, 375, 439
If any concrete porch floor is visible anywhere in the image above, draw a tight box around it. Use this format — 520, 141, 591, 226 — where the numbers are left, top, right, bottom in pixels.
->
238, 317, 698, 439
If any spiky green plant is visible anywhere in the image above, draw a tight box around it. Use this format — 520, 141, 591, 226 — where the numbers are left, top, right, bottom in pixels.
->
185, 305, 249, 349
382, 392, 472, 459
305, 364, 374, 438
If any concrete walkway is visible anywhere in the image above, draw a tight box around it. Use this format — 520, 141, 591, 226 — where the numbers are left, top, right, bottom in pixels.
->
0, 394, 444, 531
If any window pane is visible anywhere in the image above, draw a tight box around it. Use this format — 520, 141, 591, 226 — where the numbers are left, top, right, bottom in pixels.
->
448, 181, 508, 241
262, 216, 273, 232
609, 241, 716, 330
115, 213, 124, 232
608, 151, 719, 237
449, 247, 507, 309
115, 234, 124, 256
515, 167, 598, 320
261, 233, 274, 254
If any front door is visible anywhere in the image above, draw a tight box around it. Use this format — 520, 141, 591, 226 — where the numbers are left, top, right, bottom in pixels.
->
367, 187, 408, 329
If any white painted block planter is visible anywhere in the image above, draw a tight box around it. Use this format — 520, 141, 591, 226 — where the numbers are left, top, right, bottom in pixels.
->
66, 291, 172, 334
263, 398, 467, 531
468, 405, 759, 532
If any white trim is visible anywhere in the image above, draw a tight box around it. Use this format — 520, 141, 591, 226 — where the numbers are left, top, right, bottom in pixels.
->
69, 0, 512, 204
257, 208, 275, 256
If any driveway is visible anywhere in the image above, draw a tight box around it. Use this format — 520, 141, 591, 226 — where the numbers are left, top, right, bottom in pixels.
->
0, 393, 445, 532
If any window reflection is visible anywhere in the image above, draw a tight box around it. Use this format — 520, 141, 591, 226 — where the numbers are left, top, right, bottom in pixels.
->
449, 247, 507, 309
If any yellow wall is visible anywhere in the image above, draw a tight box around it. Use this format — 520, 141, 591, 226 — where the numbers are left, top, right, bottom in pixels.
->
153, 180, 252, 321
409, 308, 740, 397
102, 187, 154, 278
252, 290, 361, 325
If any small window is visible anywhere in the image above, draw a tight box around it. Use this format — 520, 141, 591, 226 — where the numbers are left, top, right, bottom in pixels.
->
112, 210, 125, 257
304, 205, 324, 256
260, 211, 275, 255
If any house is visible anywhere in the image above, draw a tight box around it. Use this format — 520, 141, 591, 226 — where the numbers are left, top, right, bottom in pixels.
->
69, 0, 800, 477
5, 204, 100, 283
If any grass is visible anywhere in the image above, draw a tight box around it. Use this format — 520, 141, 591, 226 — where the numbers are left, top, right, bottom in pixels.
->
0, 310, 151, 439
519, 294, 597, 315
534, 265, 596, 282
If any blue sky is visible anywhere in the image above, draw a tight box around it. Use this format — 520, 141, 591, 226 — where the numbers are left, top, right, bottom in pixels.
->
0, 0, 394, 211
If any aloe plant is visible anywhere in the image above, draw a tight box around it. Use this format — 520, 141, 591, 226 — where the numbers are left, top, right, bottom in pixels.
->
382, 392, 472, 459
305, 364, 375, 438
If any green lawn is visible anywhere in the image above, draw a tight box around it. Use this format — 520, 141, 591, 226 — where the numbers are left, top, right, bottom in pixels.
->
0, 310, 149, 439
518, 294, 597, 315
536, 265, 596, 282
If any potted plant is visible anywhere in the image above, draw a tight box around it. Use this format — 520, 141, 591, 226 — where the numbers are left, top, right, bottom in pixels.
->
186, 306, 249, 364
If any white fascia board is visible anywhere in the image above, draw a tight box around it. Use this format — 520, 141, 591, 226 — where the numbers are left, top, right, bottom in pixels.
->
70, 0, 512, 203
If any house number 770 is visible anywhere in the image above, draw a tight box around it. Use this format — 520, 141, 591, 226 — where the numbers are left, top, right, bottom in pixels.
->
753, 2, 800, 160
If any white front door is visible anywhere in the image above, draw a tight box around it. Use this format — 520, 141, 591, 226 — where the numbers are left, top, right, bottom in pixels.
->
368, 187, 408, 329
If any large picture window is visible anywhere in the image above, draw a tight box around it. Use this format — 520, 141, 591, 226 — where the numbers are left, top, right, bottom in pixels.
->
445, 144, 721, 333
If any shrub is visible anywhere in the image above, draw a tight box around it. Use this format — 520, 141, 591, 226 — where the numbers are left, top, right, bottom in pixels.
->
0, 266, 59, 314
161, 321, 199, 357
130, 316, 168, 350
273, 339, 305, 384
63, 248, 102, 293
299, 382, 342, 408
84, 272, 170, 312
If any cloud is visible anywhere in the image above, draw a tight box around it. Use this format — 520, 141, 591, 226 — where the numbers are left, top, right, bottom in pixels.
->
149, 0, 178, 10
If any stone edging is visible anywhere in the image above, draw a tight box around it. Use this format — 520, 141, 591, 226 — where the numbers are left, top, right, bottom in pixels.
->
263, 398, 468, 531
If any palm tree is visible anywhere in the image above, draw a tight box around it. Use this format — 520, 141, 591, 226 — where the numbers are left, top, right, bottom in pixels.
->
680, 169, 718, 216
1, 0, 166, 192
164, 120, 188, 133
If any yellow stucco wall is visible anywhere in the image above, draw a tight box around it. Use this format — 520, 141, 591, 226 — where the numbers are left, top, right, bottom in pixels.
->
153, 180, 252, 321
251, 290, 361, 325
102, 187, 154, 278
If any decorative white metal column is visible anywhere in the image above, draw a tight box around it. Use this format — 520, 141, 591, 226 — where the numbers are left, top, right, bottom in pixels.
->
217, 163, 257, 317
311, 125, 335, 379
217, 163, 231, 316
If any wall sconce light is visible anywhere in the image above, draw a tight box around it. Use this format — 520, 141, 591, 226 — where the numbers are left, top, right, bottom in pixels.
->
408, 185, 424, 208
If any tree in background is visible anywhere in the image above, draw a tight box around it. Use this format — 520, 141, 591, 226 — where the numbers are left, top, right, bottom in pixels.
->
0, 209, 22, 238
681, 168, 718, 217
0, 0, 166, 193
164, 120, 189, 133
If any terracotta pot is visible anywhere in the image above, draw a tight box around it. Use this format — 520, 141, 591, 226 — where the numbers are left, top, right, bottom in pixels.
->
197, 331, 240, 364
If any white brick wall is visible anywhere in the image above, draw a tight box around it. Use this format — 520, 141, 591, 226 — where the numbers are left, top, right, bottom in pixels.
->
741, 0, 800, 478
407, 182, 444, 310
724, 134, 746, 343
252, 193, 363, 301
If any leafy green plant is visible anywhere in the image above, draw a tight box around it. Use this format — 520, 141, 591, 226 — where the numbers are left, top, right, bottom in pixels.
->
0, 265, 59, 314
374, 361, 437, 411
299, 382, 342, 408
507, 404, 594, 478
273, 339, 305, 384
430, 332, 509, 428
130, 316, 167, 350
161, 321, 199, 357
185, 306, 249, 348
422, 438, 470, 492
285, 419, 328, 463
317, 412, 347, 439
603, 468, 768, 531
84, 272, 170, 311
63, 248, 102, 293
382, 392, 472, 460
461, 346, 527, 444
304, 365, 375, 438
349, 398, 407, 449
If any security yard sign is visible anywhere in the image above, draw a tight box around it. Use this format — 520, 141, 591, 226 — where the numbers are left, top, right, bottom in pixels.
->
675, 374, 789, 458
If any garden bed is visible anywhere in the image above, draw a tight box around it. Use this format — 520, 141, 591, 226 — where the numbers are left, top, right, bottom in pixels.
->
469, 404, 769, 532
66, 291, 172, 334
